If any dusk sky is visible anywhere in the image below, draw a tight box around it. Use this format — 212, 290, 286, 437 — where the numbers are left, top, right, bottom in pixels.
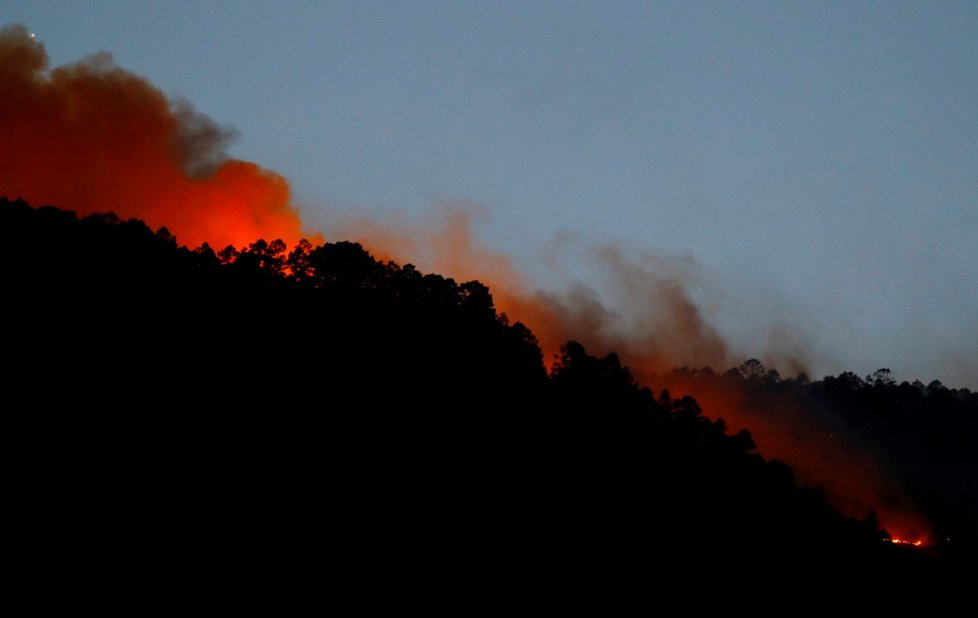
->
7, 1, 977, 386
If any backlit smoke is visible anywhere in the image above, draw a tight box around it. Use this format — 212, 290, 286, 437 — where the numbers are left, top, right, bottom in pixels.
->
1, 24, 930, 540
332, 205, 931, 539
327, 203, 732, 372
0, 24, 309, 249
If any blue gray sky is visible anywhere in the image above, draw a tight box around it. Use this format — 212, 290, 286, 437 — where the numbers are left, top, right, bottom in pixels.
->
7, 1, 977, 386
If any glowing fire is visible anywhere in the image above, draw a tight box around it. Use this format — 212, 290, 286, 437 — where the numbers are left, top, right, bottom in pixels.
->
0, 25, 312, 250
886, 538, 923, 547
0, 26, 942, 549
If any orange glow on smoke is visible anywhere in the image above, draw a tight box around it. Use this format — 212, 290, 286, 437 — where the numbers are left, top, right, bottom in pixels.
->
328, 202, 931, 544
2, 25, 933, 545
0, 25, 309, 249
653, 370, 931, 542
328, 205, 574, 367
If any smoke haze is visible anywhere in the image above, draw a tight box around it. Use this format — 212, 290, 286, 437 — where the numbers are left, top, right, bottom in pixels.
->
1, 24, 948, 541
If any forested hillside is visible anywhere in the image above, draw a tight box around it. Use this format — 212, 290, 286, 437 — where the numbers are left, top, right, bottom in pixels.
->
3, 197, 965, 587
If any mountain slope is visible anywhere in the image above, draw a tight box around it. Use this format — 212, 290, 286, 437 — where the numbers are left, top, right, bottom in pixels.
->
2, 197, 948, 587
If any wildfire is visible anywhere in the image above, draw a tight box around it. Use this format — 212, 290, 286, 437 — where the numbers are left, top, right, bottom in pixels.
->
886, 538, 923, 547
0, 25, 944, 552
0, 24, 312, 250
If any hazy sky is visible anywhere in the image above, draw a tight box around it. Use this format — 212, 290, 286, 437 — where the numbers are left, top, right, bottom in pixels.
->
7, 1, 977, 386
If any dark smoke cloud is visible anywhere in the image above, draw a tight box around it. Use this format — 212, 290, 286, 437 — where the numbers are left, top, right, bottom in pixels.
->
172, 98, 239, 179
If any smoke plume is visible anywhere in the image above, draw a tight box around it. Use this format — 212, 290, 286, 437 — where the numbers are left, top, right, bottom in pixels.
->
331, 203, 938, 539
2, 24, 932, 540
0, 24, 308, 249
326, 203, 733, 372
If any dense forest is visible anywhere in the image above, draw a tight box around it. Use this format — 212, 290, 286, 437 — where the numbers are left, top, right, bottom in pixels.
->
662, 362, 978, 549
3, 197, 972, 589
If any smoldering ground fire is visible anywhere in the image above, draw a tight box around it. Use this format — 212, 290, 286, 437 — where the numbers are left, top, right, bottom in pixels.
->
1, 24, 938, 544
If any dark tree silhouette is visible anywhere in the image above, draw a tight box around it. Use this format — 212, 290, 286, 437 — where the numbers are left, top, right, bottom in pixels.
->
2, 197, 964, 594
738, 357, 767, 380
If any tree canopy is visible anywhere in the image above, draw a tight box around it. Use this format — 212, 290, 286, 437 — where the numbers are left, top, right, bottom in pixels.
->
2, 197, 968, 592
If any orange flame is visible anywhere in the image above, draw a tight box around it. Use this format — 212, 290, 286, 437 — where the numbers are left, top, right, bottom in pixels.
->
887, 538, 923, 547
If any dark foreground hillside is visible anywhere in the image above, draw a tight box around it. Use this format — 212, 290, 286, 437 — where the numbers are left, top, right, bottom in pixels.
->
2, 198, 962, 593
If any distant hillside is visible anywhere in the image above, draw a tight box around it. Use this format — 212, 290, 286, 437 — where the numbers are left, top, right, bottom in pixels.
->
2, 197, 961, 588
661, 362, 978, 548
